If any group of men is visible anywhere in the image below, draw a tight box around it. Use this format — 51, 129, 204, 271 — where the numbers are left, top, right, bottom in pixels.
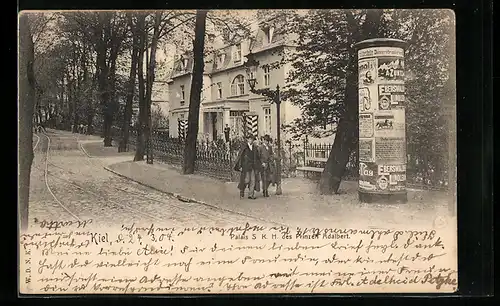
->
71, 124, 88, 134
233, 134, 277, 199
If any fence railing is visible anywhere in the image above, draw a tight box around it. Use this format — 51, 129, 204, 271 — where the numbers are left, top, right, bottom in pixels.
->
302, 143, 358, 180
92, 126, 448, 190
301, 142, 449, 190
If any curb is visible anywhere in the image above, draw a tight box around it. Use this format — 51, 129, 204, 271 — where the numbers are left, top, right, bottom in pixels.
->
79, 142, 93, 158
103, 166, 197, 204
103, 165, 287, 227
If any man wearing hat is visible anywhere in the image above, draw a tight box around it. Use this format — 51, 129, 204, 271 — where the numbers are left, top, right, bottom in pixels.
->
259, 135, 275, 197
234, 134, 261, 199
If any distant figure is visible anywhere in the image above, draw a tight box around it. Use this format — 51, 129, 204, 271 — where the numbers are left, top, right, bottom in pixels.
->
224, 124, 231, 143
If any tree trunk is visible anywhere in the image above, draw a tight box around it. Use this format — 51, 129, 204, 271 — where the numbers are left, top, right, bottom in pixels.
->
96, 17, 110, 140
104, 57, 117, 146
119, 14, 139, 153
319, 79, 358, 194
144, 12, 162, 164
59, 75, 64, 129
133, 15, 147, 161
71, 58, 80, 133
183, 10, 207, 174
18, 14, 36, 232
319, 10, 382, 194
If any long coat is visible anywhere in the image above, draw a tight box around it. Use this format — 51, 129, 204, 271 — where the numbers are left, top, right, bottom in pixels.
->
234, 143, 261, 191
259, 144, 276, 185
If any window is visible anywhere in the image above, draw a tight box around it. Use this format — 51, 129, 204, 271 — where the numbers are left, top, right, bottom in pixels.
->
216, 82, 223, 99
230, 75, 245, 96
263, 66, 271, 87
180, 85, 185, 105
264, 26, 275, 45
229, 110, 245, 137
233, 44, 242, 63
180, 56, 188, 70
216, 53, 225, 69
264, 107, 272, 135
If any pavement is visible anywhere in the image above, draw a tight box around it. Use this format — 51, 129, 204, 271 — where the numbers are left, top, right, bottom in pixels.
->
30, 130, 277, 229
80, 141, 455, 230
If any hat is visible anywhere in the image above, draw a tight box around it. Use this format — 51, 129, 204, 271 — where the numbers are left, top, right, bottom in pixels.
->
246, 134, 255, 140
263, 134, 272, 142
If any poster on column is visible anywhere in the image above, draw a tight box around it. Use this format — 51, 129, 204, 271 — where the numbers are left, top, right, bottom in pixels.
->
358, 58, 377, 86
359, 114, 374, 138
377, 164, 407, 192
358, 161, 377, 191
377, 57, 405, 82
378, 84, 406, 109
375, 137, 406, 163
374, 109, 405, 137
359, 139, 374, 162
359, 87, 374, 113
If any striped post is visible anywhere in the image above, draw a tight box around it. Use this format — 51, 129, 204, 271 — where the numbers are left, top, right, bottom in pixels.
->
178, 119, 188, 140
244, 114, 258, 138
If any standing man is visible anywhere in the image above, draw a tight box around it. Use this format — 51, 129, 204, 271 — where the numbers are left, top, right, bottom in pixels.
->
224, 124, 231, 151
259, 135, 275, 197
224, 124, 231, 143
234, 134, 261, 199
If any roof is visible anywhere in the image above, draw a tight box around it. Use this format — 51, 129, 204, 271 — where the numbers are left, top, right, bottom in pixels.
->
168, 15, 294, 80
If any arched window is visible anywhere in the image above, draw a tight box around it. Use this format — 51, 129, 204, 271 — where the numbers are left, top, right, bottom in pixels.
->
231, 75, 245, 96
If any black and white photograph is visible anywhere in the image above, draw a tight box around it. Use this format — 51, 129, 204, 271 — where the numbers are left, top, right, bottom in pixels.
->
18, 9, 457, 294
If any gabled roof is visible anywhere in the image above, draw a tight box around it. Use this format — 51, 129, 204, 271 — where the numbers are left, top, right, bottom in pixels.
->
168, 15, 295, 80
209, 44, 244, 74
249, 28, 286, 52
169, 52, 217, 79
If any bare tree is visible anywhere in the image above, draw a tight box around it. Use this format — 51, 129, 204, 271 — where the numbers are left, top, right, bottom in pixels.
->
133, 11, 195, 161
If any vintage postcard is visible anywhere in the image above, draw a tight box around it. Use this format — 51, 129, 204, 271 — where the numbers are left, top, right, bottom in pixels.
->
18, 9, 457, 294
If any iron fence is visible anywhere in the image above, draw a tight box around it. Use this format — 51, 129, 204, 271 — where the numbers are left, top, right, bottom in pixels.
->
302, 143, 358, 180
303, 142, 448, 190
90, 126, 448, 190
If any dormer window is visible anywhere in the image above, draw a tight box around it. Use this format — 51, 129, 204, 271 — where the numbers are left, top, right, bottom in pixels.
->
263, 26, 275, 45
216, 82, 223, 99
216, 53, 226, 69
233, 44, 242, 63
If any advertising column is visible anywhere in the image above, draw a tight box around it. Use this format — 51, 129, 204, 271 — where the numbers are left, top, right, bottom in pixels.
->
355, 38, 408, 204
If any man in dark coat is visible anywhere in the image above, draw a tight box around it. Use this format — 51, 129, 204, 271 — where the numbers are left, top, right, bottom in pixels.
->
234, 134, 261, 199
259, 135, 275, 197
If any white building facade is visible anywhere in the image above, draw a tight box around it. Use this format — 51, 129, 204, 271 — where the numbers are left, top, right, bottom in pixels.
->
168, 18, 301, 142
